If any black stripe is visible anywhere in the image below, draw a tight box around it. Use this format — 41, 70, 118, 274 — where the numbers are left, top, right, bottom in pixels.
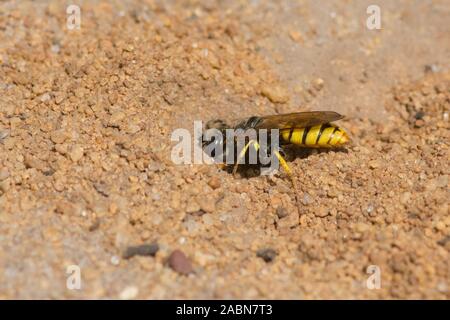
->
327, 127, 339, 144
302, 127, 310, 145
315, 123, 331, 144
288, 127, 294, 142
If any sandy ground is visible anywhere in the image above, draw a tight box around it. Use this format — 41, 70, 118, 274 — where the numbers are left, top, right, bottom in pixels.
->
0, 0, 449, 299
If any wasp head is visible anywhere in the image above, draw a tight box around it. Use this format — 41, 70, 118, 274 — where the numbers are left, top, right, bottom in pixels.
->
200, 119, 229, 159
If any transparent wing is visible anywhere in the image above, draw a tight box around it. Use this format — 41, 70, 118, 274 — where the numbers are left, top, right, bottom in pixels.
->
253, 111, 345, 129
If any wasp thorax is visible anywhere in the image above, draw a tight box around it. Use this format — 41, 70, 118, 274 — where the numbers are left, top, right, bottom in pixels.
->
205, 119, 228, 130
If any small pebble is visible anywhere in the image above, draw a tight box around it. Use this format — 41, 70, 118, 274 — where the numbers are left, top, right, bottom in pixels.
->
443, 112, 449, 122
436, 282, 447, 293
424, 64, 440, 73
110, 255, 120, 265
0, 130, 10, 141
276, 206, 289, 219
400, 192, 411, 205
109, 111, 126, 127
289, 30, 304, 43
414, 111, 425, 120
261, 85, 289, 103
40, 93, 51, 102
119, 286, 139, 300
368, 160, 381, 169
123, 243, 159, 259
69, 145, 84, 162
201, 213, 214, 225
414, 119, 425, 128
50, 130, 67, 144
207, 176, 221, 189
0, 179, 10, 193
0, 168, 10, 181
256, 248, 277, 263
168, 249, 193, 275
51, 44, 60, 53
314, 206, 329, 218
354, 222, 370, 233
196, 197, 216, 213
437, 235, 450, 247
312, 78, 325, 91
302, 193, 313, 205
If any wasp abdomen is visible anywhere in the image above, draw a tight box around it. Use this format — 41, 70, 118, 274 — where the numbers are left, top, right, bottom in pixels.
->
281, 124, 349, 148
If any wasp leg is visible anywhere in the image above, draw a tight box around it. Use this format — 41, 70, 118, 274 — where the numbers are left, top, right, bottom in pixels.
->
232, 139, 260, 176
273, 149, 292, 176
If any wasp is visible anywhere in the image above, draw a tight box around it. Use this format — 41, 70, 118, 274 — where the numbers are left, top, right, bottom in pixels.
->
202, 111, 349, 170
201, 111, 350, 205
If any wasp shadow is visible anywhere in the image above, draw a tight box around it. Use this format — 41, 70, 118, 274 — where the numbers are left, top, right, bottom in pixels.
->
282, 145, 349, 161
218, 145, 349, 179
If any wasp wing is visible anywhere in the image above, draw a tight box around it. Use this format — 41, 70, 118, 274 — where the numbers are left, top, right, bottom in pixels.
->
253, 111, 344, 129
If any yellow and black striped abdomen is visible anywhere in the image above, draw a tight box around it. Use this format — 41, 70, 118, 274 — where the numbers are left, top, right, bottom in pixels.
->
280, 124, 349, 148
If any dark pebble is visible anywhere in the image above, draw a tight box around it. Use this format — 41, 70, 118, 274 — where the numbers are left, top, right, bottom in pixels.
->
256, 248, 277, 263
88, 219, 101, 232
414, 111, 425, 120
276, 206, 289, 219
43, 169, 55, 176
123, 243, 159, 259
168, 249, 193, 275
437, 235, 450, 247
190, 209, 206, 217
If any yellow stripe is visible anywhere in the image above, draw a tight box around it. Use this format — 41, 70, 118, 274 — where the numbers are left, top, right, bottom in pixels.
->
305, 125, 321, 146
281, 129, 290, 142
281, 125, 348, 147
290, 128, 304, 145
317, 126, 336, 146
329, 129, 343, 145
